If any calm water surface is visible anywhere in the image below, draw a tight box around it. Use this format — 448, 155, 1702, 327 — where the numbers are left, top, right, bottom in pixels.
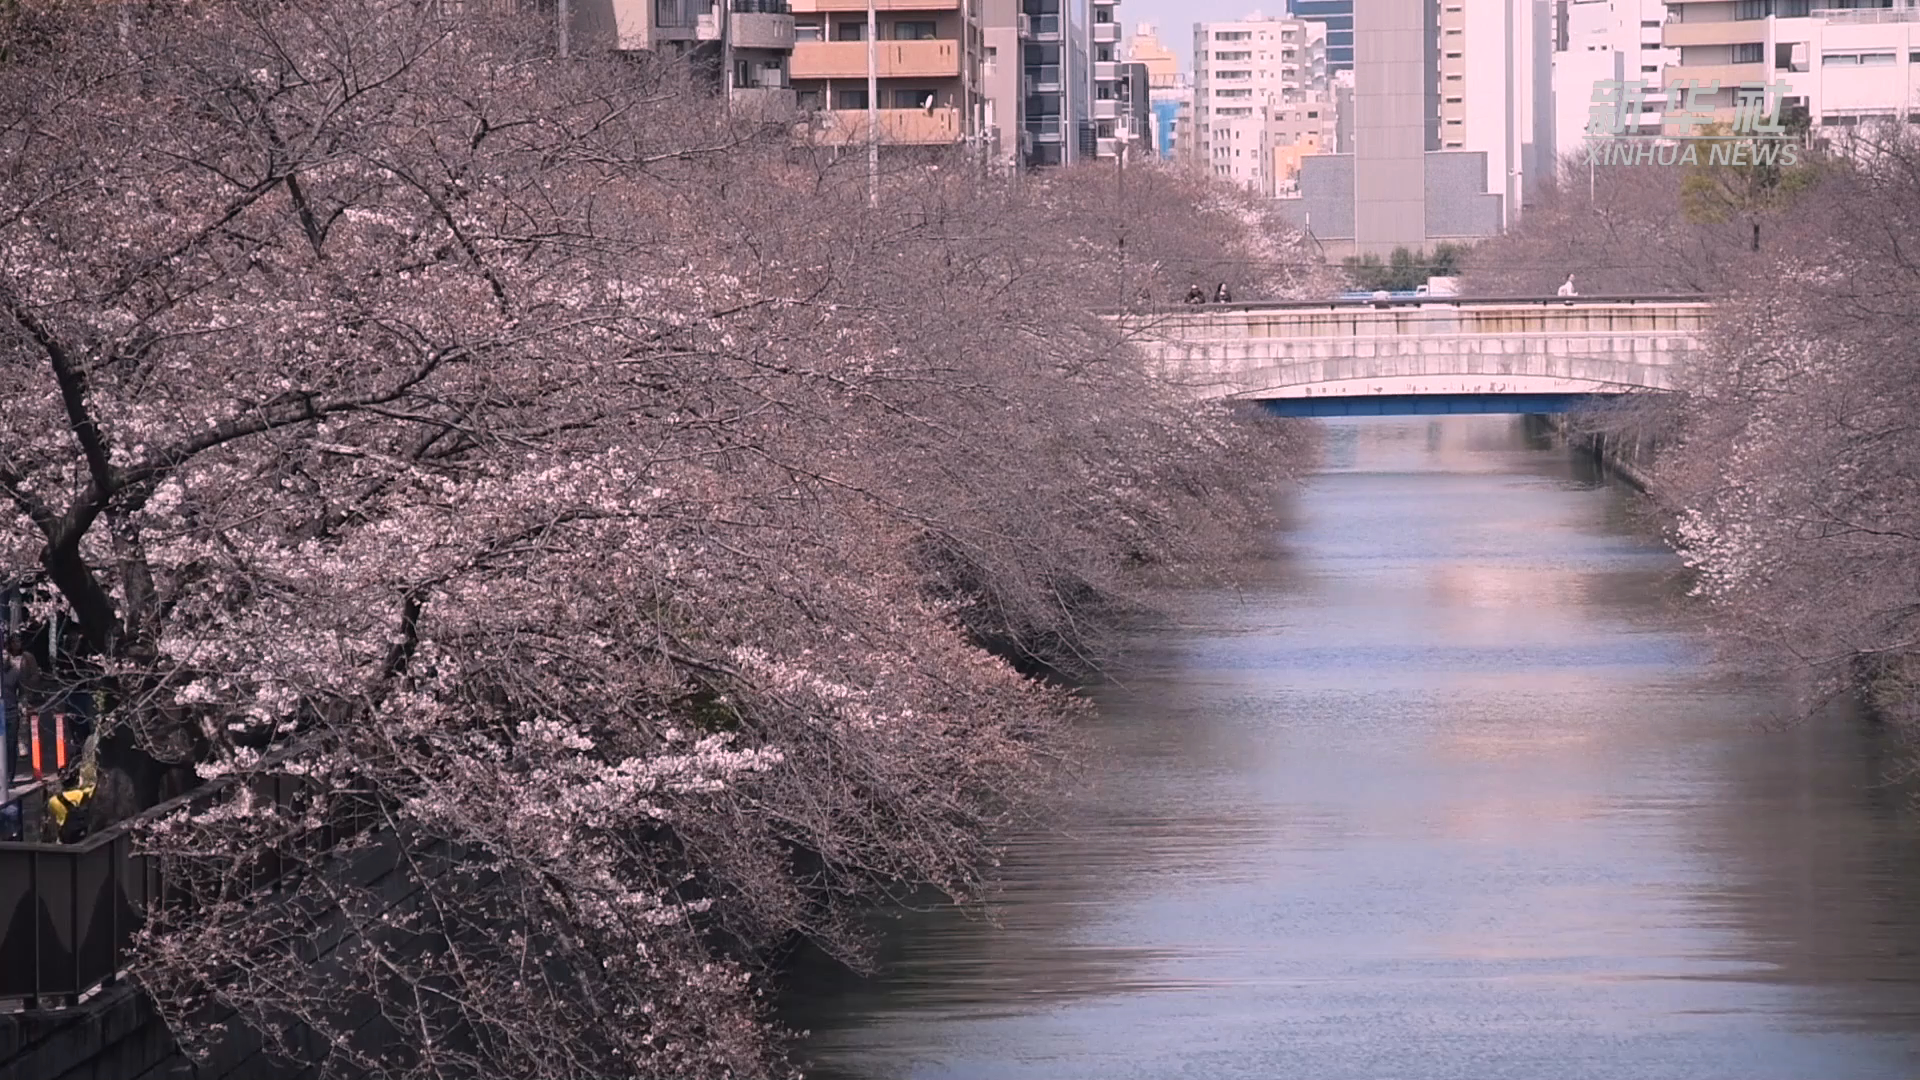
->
785, 416, 1920, 1080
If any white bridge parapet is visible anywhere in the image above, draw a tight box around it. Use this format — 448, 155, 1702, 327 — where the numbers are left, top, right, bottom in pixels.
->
1117, 296, 1714, 402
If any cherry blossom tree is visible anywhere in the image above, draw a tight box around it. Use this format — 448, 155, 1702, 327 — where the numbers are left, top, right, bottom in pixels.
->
2, 2, 1321, 1076
1651, 125, 1920, 730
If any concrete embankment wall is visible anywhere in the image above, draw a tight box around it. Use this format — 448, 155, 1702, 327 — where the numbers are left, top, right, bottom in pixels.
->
1543, 413, 1656, 493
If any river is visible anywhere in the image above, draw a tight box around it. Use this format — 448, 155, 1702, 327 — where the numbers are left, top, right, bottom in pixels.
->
784, 415, 1920, 1080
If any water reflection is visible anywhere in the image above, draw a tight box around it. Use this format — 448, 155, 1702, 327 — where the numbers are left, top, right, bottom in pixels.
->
784, 416, 1920, 1080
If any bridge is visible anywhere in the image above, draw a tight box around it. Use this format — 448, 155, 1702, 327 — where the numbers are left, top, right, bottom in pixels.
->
1119, 295, 1712, 417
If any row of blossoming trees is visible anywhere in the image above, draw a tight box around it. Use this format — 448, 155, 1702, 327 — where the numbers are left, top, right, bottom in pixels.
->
0, 1, 1324, 1075
1470, 131, 1920, 734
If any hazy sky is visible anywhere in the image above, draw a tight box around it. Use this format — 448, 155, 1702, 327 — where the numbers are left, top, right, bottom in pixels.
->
1126, 0, 1294, 69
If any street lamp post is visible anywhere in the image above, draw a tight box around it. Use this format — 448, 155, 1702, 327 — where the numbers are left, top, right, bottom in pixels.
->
867, 0, 879, 207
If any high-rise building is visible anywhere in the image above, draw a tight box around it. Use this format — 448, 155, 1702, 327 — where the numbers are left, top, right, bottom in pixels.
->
978, 0, 1135, 168
1658, 0, 1920, 132
1287, 0, 1353, 72
1352, 0, 1428, 252
1193, 14, 1329, 191
1019, 0, 1094, 165
787, 0, 986, 148
1454, 0, 1555, 223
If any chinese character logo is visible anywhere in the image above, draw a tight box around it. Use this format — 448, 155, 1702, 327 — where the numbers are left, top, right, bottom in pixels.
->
1587, 79, 1649, 136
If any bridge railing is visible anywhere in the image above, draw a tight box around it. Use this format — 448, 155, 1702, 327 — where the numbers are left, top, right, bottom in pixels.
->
1113, 294, 1715, 315
1114, 296, 1715, 345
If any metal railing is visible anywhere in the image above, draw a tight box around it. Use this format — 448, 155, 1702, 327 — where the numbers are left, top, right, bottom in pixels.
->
0, 815, 154, 1009
729, 0, 789, 12
1814, 5, 1920, 23
1109, 293, 1716, 315
0, 749, 374, 1010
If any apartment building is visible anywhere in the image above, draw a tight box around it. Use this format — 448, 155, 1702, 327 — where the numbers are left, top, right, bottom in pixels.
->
1089, 0, 1134, 159
1265, 98, 1336, 194
1661, 0, 1920, 131
1551, 0, 1674, 146
982, 0, 1022, 163
583, 0, 797, 107
1193, 15, 1329, 191
787, 0, 985, 148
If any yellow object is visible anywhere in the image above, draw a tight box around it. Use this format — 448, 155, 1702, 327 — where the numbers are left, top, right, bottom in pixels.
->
48, 785, 92, 830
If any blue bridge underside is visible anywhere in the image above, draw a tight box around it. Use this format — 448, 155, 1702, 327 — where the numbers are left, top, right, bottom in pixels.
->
1259, 393, 1617, 418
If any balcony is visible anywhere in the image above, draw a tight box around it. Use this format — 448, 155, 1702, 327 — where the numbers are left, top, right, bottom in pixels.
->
1662, 20, 1769, 48
810, 106, 962, 144
1093, 98, 1122, 120
1093, 59, 1120, 82
731, 85, 797, 115
791, 39, 961, 79
1025, 118, 1064, 142
731, 11, 796, 49
1662, 60, 1768, 89
1092, 21, 1120, 44
791, 0, 958, 9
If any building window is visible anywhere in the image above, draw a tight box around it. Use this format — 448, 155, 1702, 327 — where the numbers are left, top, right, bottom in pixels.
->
893, 20, 937, 40
1825, 52, 1897, 66
1216, 51, 1252, 61
1735, 0, 1809, 17
794, 20, 822, 41
891, 88, 936, 108
1214, 31, 1251, 41
836, 87, 868, 109
835, 21, 864, 41
735, 59, 786, 88
1732, 43, 1764, 63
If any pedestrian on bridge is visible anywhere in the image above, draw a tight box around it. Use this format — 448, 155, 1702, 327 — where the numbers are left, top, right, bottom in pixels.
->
1185, 283, 1207, 305
1557, 273, 1578, 297
1214, 282, 1233, 304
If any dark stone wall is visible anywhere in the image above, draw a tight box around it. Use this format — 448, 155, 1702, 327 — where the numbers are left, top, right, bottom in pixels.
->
0, 983, 190, 1080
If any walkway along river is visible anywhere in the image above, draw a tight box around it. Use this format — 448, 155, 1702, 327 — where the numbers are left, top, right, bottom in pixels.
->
784, 415, 1920, 1080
